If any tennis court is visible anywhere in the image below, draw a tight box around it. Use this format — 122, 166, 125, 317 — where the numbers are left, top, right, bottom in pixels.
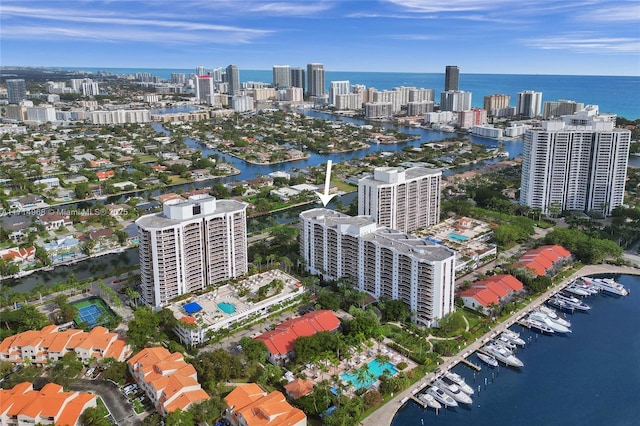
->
72, 297, 119, 328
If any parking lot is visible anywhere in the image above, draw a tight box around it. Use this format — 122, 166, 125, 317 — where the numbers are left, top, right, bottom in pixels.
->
69, 379, 141, 426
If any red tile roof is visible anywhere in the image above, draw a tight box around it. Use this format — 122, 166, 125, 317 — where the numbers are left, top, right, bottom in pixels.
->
517, 245, 571, 276
224, 383, 306, 426
459, 274, 524, 307
254, 310, 340, 356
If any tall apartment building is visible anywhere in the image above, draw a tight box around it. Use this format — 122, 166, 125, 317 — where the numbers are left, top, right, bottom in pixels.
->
543, 99, 584, 119
329, 80, 350, 106
136, 195, 247, 307
195, 75, 215, 102
358, 166, 441, 233
81, 81, 99, 96
373, 90, 401, 113
335, 93, 363, 110
406, 101, 434, 116
285, 87, 304, 102
483, 94, 511, 115
409, 88, 435, 103
440, 90, 472, 112
290, 67, 305, 93
6, 79, 27, 104
226, 64, 240, 96
272, 65, 291, 88
516, 90, 543, 118
299, 209, 456, 327
306, 63, 325, 97
196, 66, 206, 76
458, 108, 488, 129
364, 102, 392, 119
444, 66, 460, 91
520, 106, 630, 216
171, 73, 186, 85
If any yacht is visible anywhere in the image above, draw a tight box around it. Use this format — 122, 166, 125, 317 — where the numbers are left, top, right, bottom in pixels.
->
528, 311, 571, 333
483, 343, 524, 368
564, 284, 591, 297
427, 385, 458, 407
525, 317, 556, 334
477, 352, 499, 367
537, 306, 572, 328
443, 372, 474, 395
434, 378, 473, 404
501, 329, 526, 346
581, 276, 629, 296
556, 293, 591, 311
420, 392, 442, 410
574, 280, 600, 295
547, 297, 575, 314
495, 336, 518, 350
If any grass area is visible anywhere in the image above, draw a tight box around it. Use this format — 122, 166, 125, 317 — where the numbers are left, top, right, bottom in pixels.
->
167, 175, 192, 184
331, 178, 357, 193
132, 399, 145, 415
96, 398, 110, 417
137, 155, 158, 163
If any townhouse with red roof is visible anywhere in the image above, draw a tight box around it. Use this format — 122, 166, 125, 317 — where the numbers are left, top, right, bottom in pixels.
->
458, 274, 524, 315
254, 310, 340, 365
0, 382, 97, 426
224, 383, 306, 426
0, 325, 131, 366
127, 347, 209, 416
516, 245, 572, 277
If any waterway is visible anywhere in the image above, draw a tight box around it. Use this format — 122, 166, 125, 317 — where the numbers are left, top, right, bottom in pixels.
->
391, 274, 640, 426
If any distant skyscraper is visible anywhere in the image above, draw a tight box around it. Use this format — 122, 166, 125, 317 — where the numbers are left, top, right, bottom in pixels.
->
272, 65, 291, 88
358, 166, 441, 233
136, 195, 247, 307
543, 99, 584, 119
307, 63, 325, 97
290, 67, 305, 93
439, 90, 472, 112
483, 94, 510, 114
329, 80, 350, 106
196, 66, 206, 77
520, 106, 630, 216
516, 90, 543, 118
226, 65, 240, 96
171, 73, 186, 85
196, 76, 214, 102
211, 67, 224, 82
6, 79, 26, 104
444, 66, 459, 91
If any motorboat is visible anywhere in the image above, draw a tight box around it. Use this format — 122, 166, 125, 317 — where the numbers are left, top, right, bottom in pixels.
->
556, 293, 591, 311
536, 306, 571, 328
427, 385, 458, 407
528, 311, 571, 333
419, 392, 442, 410
477, 352, 499, 367
443, 372, 474, 395
525, 317, 556, 334
574, 280, 600, 295
546, 297, 575, 314
501, 329, 526, 346
564, 284, 591, 297
434, 378, 473, 404
495, 335, 518, 350
581, 276, 629, 296
483, 343, 524, 368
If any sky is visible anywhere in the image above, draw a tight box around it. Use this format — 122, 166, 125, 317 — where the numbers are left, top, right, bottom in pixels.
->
1, 0, 639, 76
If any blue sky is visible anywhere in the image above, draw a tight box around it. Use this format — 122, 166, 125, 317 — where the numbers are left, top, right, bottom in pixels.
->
1, 0, 639, 75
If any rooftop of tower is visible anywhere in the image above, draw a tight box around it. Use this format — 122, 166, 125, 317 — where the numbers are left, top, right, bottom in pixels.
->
136, 196, 246, 229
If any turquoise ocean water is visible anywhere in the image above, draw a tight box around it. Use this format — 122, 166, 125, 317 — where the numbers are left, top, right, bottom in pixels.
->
61, 68, 640, 120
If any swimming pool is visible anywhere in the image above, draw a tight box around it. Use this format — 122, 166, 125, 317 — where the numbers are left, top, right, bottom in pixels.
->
217, 302, 237, 314
340, 359, 398, 389
449, 232, 469, 242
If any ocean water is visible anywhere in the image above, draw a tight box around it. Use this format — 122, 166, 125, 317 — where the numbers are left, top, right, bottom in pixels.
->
391, 274, 640, 426
60, 67, 640, 119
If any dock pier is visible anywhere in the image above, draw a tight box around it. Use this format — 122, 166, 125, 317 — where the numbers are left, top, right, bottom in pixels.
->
460, 357, 482, 371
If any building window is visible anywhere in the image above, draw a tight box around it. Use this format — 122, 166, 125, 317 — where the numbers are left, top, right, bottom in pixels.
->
193, 205, 201, 215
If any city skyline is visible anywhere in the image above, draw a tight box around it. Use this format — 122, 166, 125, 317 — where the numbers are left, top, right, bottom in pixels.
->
1, 1, 638, 76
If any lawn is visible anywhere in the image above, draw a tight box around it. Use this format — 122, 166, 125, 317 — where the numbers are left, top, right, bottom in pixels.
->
167, 175, 192, 184
137, 155, 158, 163
331, 178, 357, 193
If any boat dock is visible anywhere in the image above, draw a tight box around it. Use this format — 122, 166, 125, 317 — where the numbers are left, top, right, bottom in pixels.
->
460, 357, 482, 371
410, 395, 429, 409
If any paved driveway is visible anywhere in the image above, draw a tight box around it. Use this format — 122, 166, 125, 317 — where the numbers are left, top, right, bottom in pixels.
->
69, 379, 141, 426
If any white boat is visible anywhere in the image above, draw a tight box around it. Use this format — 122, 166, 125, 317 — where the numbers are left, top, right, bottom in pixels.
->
525, 317, 556, 334
477, 352, 499, 367
537, 306, 572, 328
483, 343, 524, 368
547, 297, 575, 313
574, 280, 600, 295
564, 284, 590, 297
556, 293, 591, 311
581, 276, 629, 296
443, 372, 474, 395
427, 385, 458, 407
501, 329, 526, 346
434, 378, 473, 404
528, 311, 571, 333
420, 392, 442, 410
495, 336, 517, 350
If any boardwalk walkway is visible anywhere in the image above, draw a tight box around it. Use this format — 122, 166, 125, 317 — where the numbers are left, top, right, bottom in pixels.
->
361, 263, 640, 426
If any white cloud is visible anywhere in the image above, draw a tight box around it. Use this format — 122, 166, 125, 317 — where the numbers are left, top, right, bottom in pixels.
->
249, 1, 334, 15
522, 33, 640, 53
576, 4, 640, 22
388, 34, 438, 40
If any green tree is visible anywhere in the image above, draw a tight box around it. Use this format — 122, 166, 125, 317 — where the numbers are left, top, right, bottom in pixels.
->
126, 307, 161, 350
100, 360, 129, 385
238, 337, 268, 363
165, 409, 194, 426
79, 407, 111, 426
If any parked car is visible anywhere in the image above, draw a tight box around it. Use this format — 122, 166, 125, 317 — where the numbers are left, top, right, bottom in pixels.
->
85, 367, 96, 377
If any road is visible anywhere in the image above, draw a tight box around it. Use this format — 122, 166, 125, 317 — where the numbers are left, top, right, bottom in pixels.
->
361, 263, 640, 426
69, 379, 141, 426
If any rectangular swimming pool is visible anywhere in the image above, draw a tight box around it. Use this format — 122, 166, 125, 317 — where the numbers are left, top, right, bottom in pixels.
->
340, 359, 398, 389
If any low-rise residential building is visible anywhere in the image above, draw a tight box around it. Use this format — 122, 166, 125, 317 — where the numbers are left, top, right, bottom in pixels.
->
38, 212, 73, 231
254, 310, 340, 365
224, 383, 307, 426
0, 382, 97, 426
0, 246, 36, 263
458, 274, 524, 315
127, 347, 209, 416
516, 245, 572, 277
0, 325, 132, 365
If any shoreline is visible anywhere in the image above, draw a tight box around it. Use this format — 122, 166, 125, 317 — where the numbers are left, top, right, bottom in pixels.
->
361, 263, 640, 426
